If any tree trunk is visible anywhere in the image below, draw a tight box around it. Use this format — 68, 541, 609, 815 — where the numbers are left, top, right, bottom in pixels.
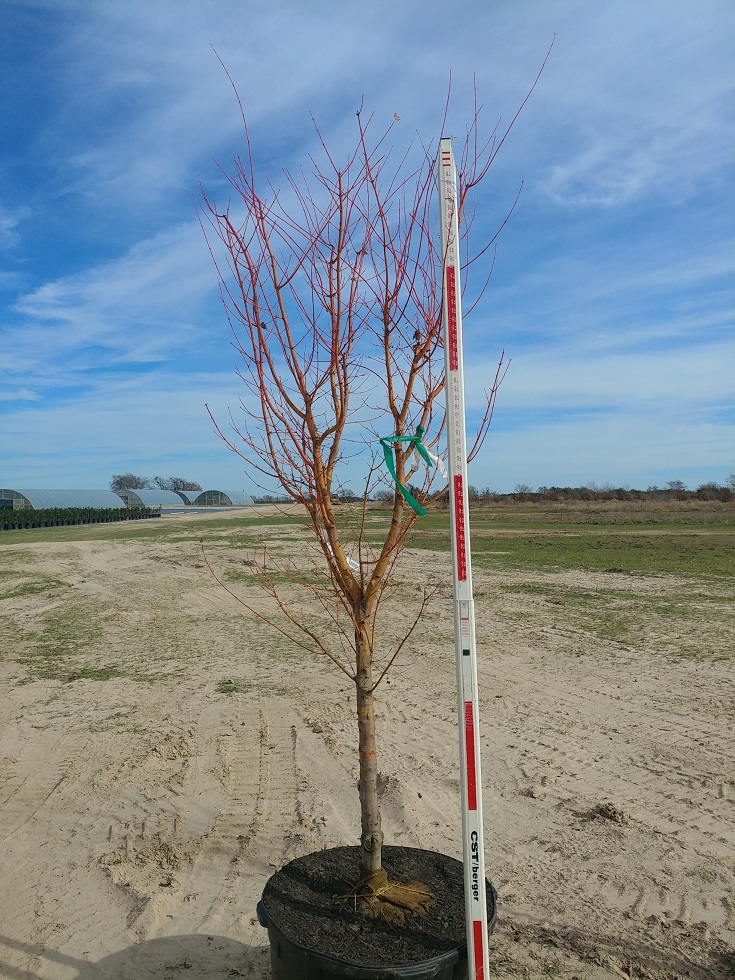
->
355, 619, 383, 878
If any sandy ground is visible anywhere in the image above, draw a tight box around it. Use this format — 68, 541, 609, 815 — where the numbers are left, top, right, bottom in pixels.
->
1, 509, 733, 979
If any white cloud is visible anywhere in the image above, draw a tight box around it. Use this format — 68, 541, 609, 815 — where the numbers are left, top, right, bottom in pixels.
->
0, 203, 31, 249
43, 2, 407, 214
7, 222, 217, 379
0, 387, 40, 402
516, 3, 735, 208
495, 340, 734, 411
1, 368, 247, 485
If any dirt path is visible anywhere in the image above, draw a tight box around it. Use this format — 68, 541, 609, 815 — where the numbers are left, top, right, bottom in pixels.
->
0, 520, 733, 978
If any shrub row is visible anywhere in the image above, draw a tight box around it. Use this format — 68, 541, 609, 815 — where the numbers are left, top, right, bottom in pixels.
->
0, 506, 161, 530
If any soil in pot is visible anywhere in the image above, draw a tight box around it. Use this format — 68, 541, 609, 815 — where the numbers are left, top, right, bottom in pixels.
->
259, 845, 496, 969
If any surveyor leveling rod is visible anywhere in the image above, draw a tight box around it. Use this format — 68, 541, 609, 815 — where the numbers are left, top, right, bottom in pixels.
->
438, 137, 490, 979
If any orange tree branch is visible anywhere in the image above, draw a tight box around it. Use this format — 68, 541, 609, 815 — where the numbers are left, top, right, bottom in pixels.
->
199, 540, 355, 681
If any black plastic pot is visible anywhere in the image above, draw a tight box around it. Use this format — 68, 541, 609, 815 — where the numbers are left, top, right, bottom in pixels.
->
257, 846, 496, 980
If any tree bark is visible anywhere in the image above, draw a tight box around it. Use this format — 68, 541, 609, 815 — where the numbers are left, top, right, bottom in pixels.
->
355, 619, 383, 877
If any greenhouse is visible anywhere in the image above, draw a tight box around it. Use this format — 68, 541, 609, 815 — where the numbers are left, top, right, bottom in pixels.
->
217, 490, 255, 506
115, 489, 188, 508
0, 489, 126, 511
0, 487, 256, 510
178, 489, 254, 506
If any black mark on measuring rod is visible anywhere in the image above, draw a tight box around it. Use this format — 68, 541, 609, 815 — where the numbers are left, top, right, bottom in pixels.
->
463, 649, 470, 657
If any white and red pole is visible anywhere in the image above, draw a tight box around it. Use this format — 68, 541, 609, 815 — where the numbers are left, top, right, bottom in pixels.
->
438, 137, 490, 979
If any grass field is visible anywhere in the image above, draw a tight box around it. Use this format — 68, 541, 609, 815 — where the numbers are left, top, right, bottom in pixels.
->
407, 501, 735, 577
2, 499, 733, 580
2, 501, 732, 676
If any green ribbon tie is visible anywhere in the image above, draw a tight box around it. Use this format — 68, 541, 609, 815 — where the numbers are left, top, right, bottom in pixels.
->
379, 425, 434, 516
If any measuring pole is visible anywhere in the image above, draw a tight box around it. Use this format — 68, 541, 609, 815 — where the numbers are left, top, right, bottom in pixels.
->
438, 137, 490, 979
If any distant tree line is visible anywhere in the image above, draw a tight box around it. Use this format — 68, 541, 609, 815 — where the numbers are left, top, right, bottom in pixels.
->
371, 476, 735, 507
461, 477, 734, 505
110, 473, 733, 505
504, 477, 735, 503
110, 474, 202, 492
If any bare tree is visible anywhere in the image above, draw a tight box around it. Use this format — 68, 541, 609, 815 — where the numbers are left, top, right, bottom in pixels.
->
154, 476, 203, 491
200, 73, 545, 912
110, 473, 151, 491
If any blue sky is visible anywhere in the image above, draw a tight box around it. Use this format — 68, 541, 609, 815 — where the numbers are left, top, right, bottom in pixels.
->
1, 0, 732, 495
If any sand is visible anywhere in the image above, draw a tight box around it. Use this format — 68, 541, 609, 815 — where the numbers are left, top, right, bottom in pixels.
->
0, 508, 733, 979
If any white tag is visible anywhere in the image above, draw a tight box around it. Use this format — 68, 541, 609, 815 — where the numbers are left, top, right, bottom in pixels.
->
327, 543, 360, 572
426, 449, 447, 478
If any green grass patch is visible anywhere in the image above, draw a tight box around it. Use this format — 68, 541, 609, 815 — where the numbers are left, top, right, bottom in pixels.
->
126, 670, 162, 684
215, 677, 250, 695
6, 598, 134, 682
474, 531, 734, 577
63, 665, 122, 683
498, 579, 734, 659
222, 564, 325, 588
0, 512, 304, 546
685, 864, 721, 885
397, 512, 734, 578
0, 569, 67, 599
465, 501, 735, 527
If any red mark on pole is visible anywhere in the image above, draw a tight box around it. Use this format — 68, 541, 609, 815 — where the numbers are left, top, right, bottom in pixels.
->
464, 700, 477, 810
454, 475, 466, 580
473, 920, 485, 978
446, 265, 458, 371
